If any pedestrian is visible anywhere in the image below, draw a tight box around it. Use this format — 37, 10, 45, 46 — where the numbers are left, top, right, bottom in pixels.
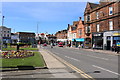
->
78, 44, 81, 49
112, 44, 115, 51
116, 46, 120, 54
81, 44, 83, 48
51, 43, 53, 48
92, 43, 95, 50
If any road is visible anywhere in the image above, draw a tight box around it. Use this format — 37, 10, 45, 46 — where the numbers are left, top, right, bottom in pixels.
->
44, 46, 119, 79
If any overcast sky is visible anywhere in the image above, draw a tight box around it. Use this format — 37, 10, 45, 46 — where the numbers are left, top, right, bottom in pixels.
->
1, 2, 97, 34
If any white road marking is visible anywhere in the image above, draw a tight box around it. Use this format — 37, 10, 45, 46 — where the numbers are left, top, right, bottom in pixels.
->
54, 53, 60, 55
87, 55, 109, 60
92, 65, 120, 75
65, 56, 80, 62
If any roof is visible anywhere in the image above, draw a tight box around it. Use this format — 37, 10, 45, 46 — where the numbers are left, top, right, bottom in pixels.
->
16, 32, 35, 34
89, 2, 99, 9
0, 26, 11, 29
72, 27, 77, 31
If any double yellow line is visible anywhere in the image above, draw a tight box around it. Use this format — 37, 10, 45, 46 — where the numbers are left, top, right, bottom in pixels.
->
45, 49, 95, 80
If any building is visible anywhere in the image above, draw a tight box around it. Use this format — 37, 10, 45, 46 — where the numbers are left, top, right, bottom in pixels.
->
36, 33, 48, 44
11, 33, 19, 44
76, 17, 85, 47
47, 34, 57, 45
67, 24, 73, 46
0, 26, 11, 44
55, 29, 67, 43
16, 32, 36, 44
67, 21, 79, 47
84, 0, 120, 49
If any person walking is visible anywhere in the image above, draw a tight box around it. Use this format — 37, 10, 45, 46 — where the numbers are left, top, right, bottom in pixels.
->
92, 43, 95, 50
78, 44, 81, 49
51, 43, 53, 48
116, 46, 120, 53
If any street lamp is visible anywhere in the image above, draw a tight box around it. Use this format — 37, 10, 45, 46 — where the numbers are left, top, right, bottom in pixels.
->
2, 16, 5, 26
0, 16, 5, 51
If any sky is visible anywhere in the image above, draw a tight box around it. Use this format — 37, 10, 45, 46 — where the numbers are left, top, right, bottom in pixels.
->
1, 1, 99, 34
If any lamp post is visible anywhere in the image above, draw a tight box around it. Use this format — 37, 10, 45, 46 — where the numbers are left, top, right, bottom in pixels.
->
0, 16, 5, 51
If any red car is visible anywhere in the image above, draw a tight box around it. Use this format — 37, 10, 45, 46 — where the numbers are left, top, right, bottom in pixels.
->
43, 43, 47, 46
58, 42, 63, 47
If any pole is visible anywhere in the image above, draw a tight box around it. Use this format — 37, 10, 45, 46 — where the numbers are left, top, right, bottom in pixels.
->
2, 16, 4, 26
37, 22, 39, 34
1, 16, 4, 51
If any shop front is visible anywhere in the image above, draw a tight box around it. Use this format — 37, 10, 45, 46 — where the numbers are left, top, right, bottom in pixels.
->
72, 38, 85, 47
84, 37, 92, 49
92, 32, 103, 50
103, 30, 120, 50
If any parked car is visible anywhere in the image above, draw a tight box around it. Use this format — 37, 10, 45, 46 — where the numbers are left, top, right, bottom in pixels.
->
58, 42, 63, 47
43, 43, 47, 46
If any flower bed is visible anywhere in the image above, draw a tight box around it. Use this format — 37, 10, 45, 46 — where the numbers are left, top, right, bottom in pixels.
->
1, 50, 34, 59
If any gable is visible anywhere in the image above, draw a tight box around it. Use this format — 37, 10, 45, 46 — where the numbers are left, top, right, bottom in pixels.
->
84, 2, 92, 13
85, 2, 99, 13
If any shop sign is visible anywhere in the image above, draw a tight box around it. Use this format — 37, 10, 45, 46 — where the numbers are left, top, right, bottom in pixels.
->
113, 33, 120, 36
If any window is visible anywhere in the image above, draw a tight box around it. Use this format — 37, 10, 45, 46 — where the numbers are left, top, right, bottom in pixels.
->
97, 24, 100, 32
73, 33, 76, 38
88, 26, 90, 33
109, 21, 113, 30
86, 26, 90, 33
85, 27, 87, 33
7, 34, 9, 37
96, 12, 99, 19
87, 15, 90, 21
109, 7, 113, 15
86, 14, 90, 22
79, 29, 82, 36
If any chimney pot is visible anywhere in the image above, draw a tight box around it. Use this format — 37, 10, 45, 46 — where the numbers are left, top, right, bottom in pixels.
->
79, 17, 82, 20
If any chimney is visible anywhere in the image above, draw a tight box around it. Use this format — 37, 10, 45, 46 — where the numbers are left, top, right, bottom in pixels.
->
68, 24, 70, 27
79, 17, 82, 20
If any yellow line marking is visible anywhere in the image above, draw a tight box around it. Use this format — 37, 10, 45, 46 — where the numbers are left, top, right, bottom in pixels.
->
44, 49, 95, 80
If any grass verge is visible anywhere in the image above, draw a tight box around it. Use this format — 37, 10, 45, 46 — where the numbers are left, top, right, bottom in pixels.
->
0, 52, 45, 68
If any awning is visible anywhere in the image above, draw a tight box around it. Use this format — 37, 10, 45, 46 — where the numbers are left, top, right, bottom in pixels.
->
72, 38, 85, 42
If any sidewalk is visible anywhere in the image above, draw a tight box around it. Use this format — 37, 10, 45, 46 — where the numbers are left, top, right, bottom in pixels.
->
65, 46, 119, 55
38, 45, 81, 78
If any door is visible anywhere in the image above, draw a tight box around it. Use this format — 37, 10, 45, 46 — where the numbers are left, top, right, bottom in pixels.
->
107, 41, 111, 50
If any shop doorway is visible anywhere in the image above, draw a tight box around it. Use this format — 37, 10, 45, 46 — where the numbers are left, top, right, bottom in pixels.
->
107, 41, 111, 50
